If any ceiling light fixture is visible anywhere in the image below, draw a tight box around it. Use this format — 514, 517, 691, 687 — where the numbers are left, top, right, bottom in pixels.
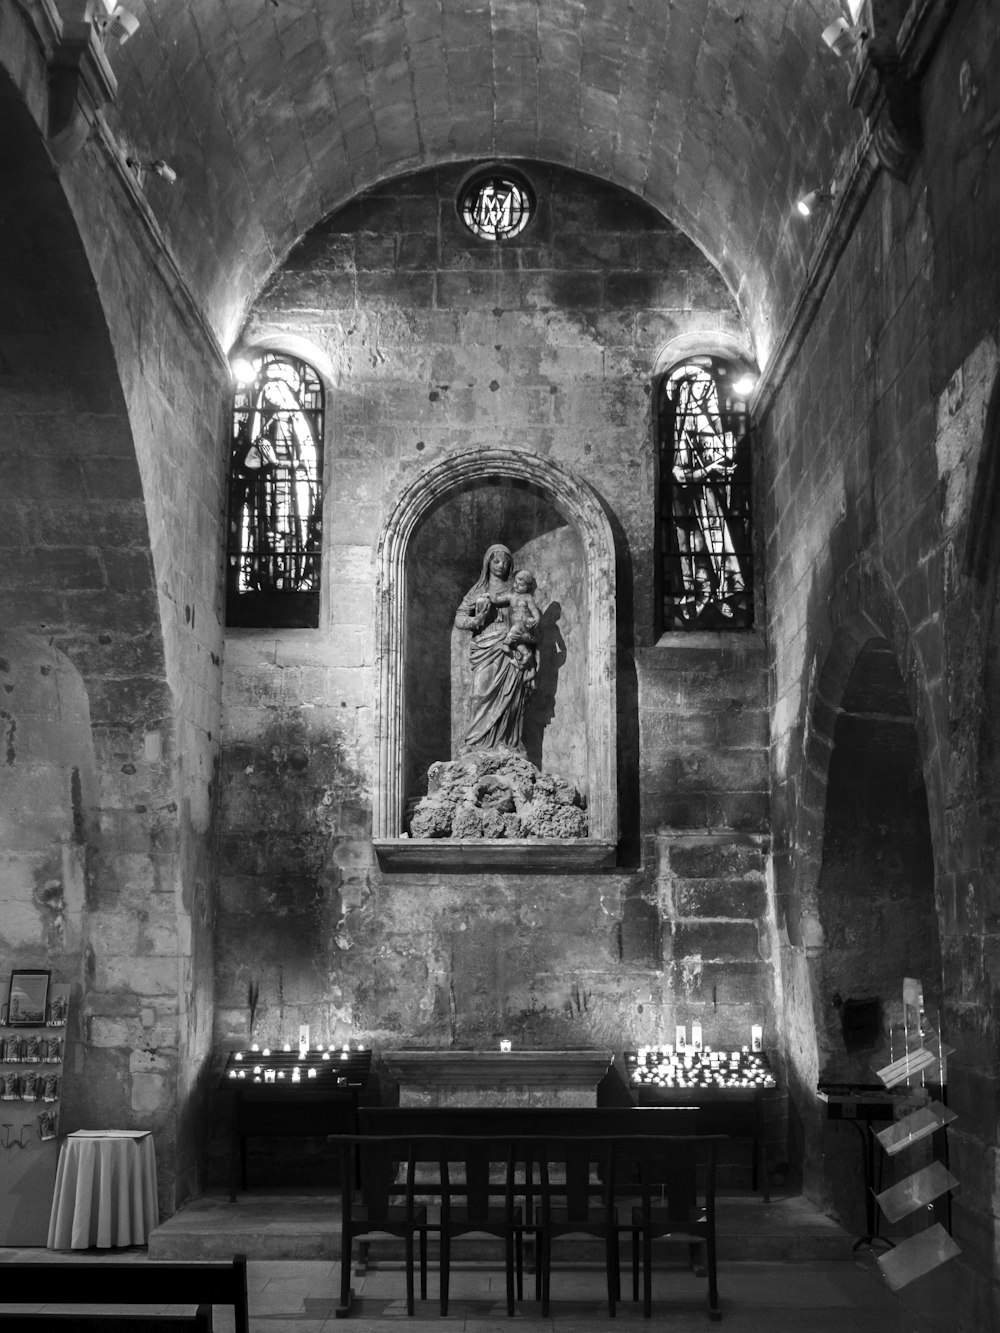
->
821, 17, 866, 57
95, 5, 141, 45
796, 187, 835, 218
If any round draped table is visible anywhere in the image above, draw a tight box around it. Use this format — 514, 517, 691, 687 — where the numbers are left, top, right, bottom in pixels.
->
47, 1131, 158, 1250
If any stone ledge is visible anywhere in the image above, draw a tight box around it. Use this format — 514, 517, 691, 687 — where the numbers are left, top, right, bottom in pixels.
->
383, 1048, 615, 1090
373, 837, 617, 872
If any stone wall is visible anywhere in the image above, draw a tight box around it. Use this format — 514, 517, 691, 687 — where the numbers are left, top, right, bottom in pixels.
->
762, 0, 1000, 1318
0, 40, 227, 1212
216, 163, 775, 1181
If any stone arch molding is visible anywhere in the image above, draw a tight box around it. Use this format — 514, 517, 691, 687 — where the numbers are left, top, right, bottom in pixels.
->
373, 447, 618, 869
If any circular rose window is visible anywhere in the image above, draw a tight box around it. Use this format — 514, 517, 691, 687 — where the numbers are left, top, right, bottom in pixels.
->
459, 170, 534, 240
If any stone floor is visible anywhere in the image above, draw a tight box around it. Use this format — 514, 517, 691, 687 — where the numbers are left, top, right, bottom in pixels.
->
0, 1251, 958, 1331
0, 1189, 960, 1331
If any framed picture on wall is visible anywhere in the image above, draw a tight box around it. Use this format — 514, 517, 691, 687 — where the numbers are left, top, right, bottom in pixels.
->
7, 971, 50, 1026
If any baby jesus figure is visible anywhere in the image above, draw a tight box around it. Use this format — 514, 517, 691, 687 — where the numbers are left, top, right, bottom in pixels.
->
490, 568, 542, 672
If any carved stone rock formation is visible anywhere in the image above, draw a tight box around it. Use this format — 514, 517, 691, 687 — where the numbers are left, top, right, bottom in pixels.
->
409, 748, 588, 840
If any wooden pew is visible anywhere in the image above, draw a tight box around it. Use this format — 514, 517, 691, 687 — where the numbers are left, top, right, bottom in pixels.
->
0, 1255, 250, 1332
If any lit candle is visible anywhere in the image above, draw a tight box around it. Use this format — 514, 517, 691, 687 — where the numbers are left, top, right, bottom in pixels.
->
691, 1022, 703, 1051
751, 1025, 763, 1052
499, 1038, 512, 1053
251, 1044, 259, 1053
676, 1025, 687, 1050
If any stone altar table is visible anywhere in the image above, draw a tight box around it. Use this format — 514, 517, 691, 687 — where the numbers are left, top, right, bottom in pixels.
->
383, 1049, 614, 1108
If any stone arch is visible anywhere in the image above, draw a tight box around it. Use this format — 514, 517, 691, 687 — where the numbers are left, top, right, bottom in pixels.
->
651, 331, 757, 381
785, 600, 942, 1229
0, 67, 203, 1212
373, 447, 618, 850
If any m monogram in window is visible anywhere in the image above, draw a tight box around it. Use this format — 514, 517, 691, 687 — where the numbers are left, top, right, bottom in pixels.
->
459, 170, 534, 241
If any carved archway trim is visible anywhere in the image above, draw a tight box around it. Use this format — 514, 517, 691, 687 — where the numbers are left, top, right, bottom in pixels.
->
373, 447, 618, 855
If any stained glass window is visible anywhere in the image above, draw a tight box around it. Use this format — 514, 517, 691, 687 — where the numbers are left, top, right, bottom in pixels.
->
459, 170, 534, 240
226, 352, 324, 628
658, 358, 753, 630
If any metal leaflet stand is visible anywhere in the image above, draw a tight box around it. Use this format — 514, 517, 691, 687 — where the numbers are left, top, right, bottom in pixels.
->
869, 979, 960, 1291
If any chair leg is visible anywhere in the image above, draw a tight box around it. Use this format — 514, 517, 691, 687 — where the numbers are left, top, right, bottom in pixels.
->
642, 1225, 652, 1318
440, 1230, 450, 1317
706, 1230, 721, 1321
335, 1232, 353, 1317
505, 1232, 515, 1317
540, 1234, 551, 1317
606, 1233, 617, 1318
405, 1233, 415, 1316
514, 1229, 523, 1302
631, 1227, 640, 1302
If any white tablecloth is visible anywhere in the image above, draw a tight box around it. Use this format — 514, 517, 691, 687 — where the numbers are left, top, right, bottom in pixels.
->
47, 1131, 159, 1249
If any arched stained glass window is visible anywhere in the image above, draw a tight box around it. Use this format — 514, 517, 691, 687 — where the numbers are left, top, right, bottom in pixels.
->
226, 352, 324, 628
658, 357, 753, 630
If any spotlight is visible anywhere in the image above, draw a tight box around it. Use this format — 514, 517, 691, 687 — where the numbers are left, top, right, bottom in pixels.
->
231, 356, 258, 385
796, 188, 834, 218
148, 160, 177, 184
96, 6, 140, 45
127, 158, 178, 185
732, 374, 757, 397
821, 17, 866, 57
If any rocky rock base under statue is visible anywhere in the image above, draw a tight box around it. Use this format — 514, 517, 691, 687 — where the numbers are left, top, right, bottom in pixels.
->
409, 748, 588, 840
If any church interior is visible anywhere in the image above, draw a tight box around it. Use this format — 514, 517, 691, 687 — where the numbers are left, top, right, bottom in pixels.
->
2, 0, 1000, 1325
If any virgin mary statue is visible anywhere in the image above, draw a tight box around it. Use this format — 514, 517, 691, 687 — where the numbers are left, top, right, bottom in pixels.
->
454, 543, 536, 752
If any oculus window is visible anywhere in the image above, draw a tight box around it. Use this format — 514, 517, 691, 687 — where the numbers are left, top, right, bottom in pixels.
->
658, 358, 753, 630
226, 352, 324, 629
459, 169, 534, 241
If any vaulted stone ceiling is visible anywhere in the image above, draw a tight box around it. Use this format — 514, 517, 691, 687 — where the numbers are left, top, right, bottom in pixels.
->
101, 0, 857, 363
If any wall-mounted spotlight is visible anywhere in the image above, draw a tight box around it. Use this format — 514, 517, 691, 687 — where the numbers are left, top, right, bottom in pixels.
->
95, 3, 141, 45
821, 17, 866, 57
231, 356, 258, 385
126, 158, 178, 185
796, 187, 835, 218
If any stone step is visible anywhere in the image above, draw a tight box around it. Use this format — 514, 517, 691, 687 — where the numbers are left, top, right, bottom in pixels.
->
148, 1190, 855, 1264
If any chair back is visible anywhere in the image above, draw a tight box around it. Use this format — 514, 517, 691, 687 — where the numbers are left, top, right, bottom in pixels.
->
616, 1133, 724, 1227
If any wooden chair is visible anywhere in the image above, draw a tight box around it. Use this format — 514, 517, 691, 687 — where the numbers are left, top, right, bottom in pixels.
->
617, 1133, 726, 1321
330, 1134, 430, 1317
529, 1134, 620, 1317
436, 1134, 525, 1317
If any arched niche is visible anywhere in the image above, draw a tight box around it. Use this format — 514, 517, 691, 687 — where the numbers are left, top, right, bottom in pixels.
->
373, 448, 618, 869
799, 631, 941, 1232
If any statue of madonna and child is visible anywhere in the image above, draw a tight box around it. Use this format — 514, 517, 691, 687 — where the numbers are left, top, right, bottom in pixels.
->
409, 543, 588, 841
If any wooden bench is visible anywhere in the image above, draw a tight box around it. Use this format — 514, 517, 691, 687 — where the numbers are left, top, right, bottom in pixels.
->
0, 1255, 249, 1332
